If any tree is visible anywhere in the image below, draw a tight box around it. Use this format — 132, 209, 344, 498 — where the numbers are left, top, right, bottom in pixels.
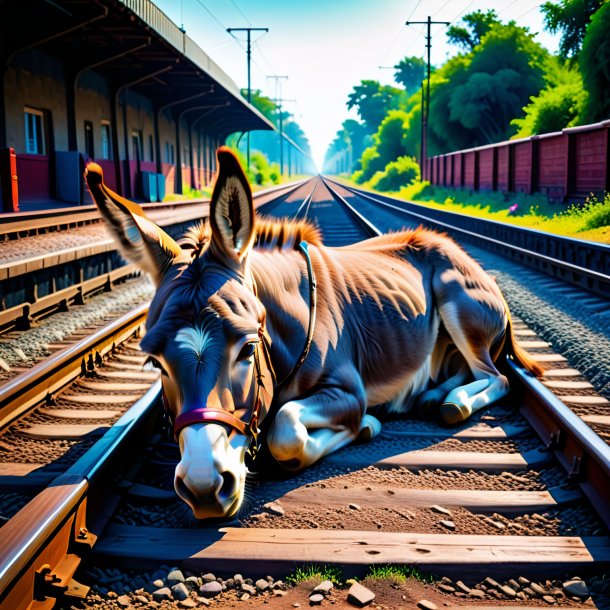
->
393, 56, 426, 93
542, 0, 604, 59
353, 110, 411, 183
447, 9, 501, 51
242, 89, 277, 121
429, 22, 548, 152
579, 1, 610, 121
512, 62, 583, 137
346, 80, 406, 133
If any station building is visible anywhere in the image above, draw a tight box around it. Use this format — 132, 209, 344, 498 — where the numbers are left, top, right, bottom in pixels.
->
0, 0, 275, 211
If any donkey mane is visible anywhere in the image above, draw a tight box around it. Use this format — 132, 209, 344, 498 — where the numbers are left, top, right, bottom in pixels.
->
179, 216, 323, 256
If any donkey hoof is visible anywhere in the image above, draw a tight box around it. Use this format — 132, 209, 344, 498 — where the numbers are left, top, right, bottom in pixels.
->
440, 402, 471, 426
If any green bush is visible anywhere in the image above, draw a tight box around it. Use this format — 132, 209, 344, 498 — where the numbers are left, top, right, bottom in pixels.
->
368, 155, 420, 191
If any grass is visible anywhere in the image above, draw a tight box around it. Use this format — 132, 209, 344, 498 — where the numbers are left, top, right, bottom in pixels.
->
285, 565, 343, 586
284, 564, 434, 587
333, 175, 610, 244
365, 564, 435, 584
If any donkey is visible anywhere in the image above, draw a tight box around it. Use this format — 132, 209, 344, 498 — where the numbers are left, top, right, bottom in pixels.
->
85, 148, 541, 519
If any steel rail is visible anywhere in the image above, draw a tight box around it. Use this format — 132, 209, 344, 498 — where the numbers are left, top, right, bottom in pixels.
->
0, 179, 308, 240
0, 303, 149, 431
325, 178, 610, 297
0, 381, 161, 609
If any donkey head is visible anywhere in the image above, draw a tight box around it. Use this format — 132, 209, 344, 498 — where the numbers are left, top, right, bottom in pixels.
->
86, 148, 272, 519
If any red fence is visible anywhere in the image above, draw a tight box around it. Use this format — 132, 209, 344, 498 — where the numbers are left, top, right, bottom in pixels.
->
427, 120, 610, 202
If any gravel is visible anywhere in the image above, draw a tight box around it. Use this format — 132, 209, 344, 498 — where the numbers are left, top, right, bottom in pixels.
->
0, 277, 153, 383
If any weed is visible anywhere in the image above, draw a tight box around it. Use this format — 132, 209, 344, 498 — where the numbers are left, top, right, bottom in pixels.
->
366, 564, 434, 584
285, 564, 343, 586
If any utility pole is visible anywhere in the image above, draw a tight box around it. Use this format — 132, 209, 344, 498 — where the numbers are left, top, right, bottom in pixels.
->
267, 75, 289, 174
405, 16, 449, 180
227, 27, 269, 169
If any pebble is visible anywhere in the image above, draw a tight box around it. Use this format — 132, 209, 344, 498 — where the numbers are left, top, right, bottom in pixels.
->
531, 582, 548, 596
201, 573, 216, 583
430, 505, 452, 516
518, 576, 530, 586
293, 604, 300, 608
309, 593, 325, 605
13, 347, 27, 361
185, 576, 200, 588
240, 593, 251, 601
438, 584, 455, 593
256, 578, 270, 592
499, 584, 516, 598
348, 503, 361, 510
167, 568, 185, 584
563, 578, 589, 597
439, 520, 455, 530
171, 583, 189, 601
152, 579, 164, 588
508, 578, 521, 591
152, 587, 172, 602
468, 589, 485, 599
179, 600, 197, 608
455, 581, 470, 594
489, 520, 505, 529
313, 580, 334, 595
347, 582, 375, 607
263, 501, 285, 516
543, 595, 557, 604
484, 577, 500, 589
417, 600, 438, 610
234, 574, 244, 583
199, 581, 222, 597
117, 595, 131, 607
241, 583, 256, 595
274, 590, 286, 597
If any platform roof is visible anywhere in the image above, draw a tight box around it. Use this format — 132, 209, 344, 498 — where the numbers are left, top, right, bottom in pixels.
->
1, 0, 276, 138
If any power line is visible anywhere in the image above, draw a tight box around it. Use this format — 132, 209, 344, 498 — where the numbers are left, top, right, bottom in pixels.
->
515, 1, 545, 21
193, 0, 229, 33
432, 0, 454, 19
229, 0, 251, 25
406, 0, 423, 22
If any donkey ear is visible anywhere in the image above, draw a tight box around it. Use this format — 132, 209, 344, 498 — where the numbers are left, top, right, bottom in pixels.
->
209, 147, 254, 262
85, 163, 181, 284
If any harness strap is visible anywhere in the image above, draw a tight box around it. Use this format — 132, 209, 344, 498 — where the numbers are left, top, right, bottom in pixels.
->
174, 408, 250, 438
275, 240, 317, 389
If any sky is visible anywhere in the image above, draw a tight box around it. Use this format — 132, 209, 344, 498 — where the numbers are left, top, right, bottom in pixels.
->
154, 0, 561, 171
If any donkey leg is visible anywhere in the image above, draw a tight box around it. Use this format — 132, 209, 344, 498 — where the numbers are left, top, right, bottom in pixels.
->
434, 277, 509, 425
416, 365, 470, 419
440, 376, 510, 425
267, 387, 370, 471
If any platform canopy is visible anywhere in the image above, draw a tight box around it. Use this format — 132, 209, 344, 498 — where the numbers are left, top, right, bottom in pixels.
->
0, 0, 276, 140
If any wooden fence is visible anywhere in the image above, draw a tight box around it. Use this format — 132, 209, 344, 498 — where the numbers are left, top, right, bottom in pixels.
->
427, 120, 610, 202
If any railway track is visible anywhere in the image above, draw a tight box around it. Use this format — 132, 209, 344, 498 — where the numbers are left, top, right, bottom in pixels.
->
0, 180, 307, 332
1, 177, 609, 609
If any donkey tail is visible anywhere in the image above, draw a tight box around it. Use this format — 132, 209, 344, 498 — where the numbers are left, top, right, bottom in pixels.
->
500, 313, 544, 378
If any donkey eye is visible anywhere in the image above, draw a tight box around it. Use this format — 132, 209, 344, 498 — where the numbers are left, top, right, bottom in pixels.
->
144, 356, 168, 375
236, 342, 257, 362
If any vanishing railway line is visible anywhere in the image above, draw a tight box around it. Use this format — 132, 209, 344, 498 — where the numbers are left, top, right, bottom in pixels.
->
1, 179, 610, 609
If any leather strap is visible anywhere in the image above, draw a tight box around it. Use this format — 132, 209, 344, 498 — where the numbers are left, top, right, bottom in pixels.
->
173, 408, 250, 438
